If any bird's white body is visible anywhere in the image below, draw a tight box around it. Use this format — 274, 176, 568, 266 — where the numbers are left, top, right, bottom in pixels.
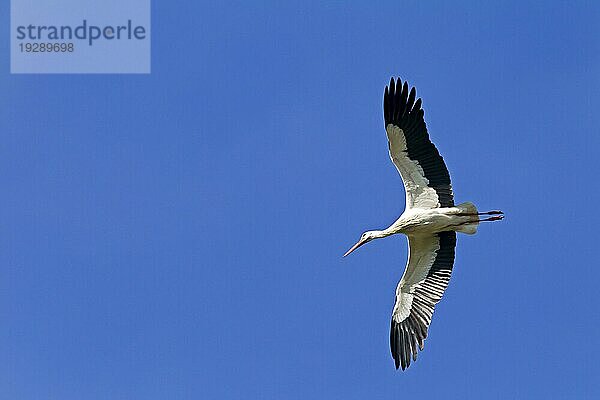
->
386, 202, 480, 236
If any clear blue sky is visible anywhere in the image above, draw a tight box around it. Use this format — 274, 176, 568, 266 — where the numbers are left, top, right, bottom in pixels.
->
1, 1, 599, 399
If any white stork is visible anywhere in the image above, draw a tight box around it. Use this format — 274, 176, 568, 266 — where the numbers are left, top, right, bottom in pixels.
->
344, 78, 503, 370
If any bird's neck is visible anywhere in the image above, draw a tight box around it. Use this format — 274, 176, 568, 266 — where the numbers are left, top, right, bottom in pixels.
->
374, 229, 394, 239
382, 214, 410, 236
381, 219, 406, 236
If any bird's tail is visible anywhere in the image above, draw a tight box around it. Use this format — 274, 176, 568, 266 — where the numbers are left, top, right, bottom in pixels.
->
455, 202, 479, 234
454, 202, 504, 234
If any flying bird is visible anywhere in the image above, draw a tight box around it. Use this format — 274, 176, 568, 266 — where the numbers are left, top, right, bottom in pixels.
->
343, 78, 503, 370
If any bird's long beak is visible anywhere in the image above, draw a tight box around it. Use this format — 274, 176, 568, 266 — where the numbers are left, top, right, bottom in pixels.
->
343, 238, 367, 257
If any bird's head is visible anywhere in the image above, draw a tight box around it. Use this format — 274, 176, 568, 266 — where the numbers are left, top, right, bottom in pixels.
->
343, 230, 380, 257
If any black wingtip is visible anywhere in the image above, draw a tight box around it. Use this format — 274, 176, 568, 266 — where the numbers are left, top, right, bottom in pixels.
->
387, 77, 408, 92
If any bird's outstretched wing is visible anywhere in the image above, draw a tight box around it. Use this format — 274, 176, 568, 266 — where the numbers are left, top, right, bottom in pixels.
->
384, 78, 454, 209
390, 231, 457, 370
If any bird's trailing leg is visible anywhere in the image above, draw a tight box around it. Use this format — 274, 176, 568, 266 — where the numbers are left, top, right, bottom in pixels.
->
459, 210, 504, 217
478, 215, 504, 222
456, 213, 504, 226
475, 211, 504, 222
